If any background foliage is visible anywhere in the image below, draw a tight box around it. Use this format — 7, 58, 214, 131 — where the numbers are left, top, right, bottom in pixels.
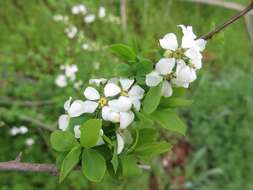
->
0, 0, 253, 189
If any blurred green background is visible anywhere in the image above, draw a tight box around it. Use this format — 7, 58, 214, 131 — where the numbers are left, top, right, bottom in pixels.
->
1, 0, 253, 189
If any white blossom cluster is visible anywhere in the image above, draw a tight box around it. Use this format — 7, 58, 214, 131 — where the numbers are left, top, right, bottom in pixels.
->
57, 25, 206, 154
58, 78, 144, 154
9, 126, 35, 147
146, 25, 206, 97
55, 64, 83, 89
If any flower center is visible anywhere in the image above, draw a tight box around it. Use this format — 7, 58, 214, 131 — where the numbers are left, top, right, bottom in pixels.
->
165, 73, 176, 81
98, 97, 108, 107
164, 48, 185, 59
120, 91, 128, 97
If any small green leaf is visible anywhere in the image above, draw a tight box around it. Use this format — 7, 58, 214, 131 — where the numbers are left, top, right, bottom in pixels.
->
121, 156, 141, 177
82, 149, 106, 182
135, 58, 153, 76
135, 111, 154, 126
126, 127, 139, 154
111, 143, 119, 173
143, 85, 162, 114
109, 44, 136, 60
115, 64, 132, 77
50, 131, 78, 152
159, 97, 193, 108
150, 109, 187, 135
56, 152, 68, 168
136, 128, 158, 148
134, 141, 172, 158
59, 145, 81, 183
80, 119, 102, 148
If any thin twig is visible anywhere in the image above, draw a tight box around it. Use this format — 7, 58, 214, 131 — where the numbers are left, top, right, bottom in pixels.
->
182, 0, 253, 44
182, 0, 253, 15
0, 161, 58, 175
120, 0, 128, 30
197, 1, 253, 40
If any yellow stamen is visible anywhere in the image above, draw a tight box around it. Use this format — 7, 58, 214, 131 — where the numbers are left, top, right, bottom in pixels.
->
120, 91, 128, 97
99, 97, 108, 107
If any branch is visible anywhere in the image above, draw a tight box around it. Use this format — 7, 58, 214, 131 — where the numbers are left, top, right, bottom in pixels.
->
120, 0, 128, 30
0, 154, 58, 175
198, 1, 253, 40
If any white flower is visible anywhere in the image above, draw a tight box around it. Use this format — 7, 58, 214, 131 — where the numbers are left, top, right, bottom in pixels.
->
116, 133, 124, 154
19, 126, 28, 134
98, 7, 106, 18
89, 78, 107, 86
74, 125, 81, 138
25, 138, 34, 146
146, 58, 175, 97
82, 43, 90, 50
58, 97, 88, 131
111, 78, 145, 111
10, 127, 19, 136
65, 26, 77, 39
53, 14, 68, 22
72, 4, 87, 15
65, 64, 78, 81
73, 80, 83, 89
83, 83, 121, 120
172, 60, 197, 88
84, 14, 96, 23
159, 25, 206, 70
55, 74, 67, 88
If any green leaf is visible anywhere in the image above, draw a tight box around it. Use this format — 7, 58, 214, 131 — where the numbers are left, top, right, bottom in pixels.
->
134, 141, 172, 158
80, 119, 102, 148
121, 156, 142, 177
150, 109, 187, 135
82, 149, 106, 182
56, 152, 68, 168
50, 131, 78, 152
136, 128, 157, 148
143, 85, 162, 114
135, 58, 153, 76
159, 97, 193, 108
109, 44, 136, 60
115, 64, 132, 77
59, 145, 81, 183
111, 143, 119, 173
135, 111, 154, 126
126, 127, 139, 154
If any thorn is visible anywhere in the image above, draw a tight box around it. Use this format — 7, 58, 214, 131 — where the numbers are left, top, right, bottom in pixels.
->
15, 152, 23, 162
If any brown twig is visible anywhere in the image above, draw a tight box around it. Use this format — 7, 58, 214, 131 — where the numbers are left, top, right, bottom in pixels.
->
120, 0, 128, 30
0, 154, 58, 175
199, 1, 253, 40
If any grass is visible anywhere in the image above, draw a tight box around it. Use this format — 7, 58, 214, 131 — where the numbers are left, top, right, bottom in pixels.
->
0, 0, 253, 189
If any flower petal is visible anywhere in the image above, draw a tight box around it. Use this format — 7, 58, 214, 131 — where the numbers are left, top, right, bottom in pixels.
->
116, 133, 125, 155
128, 85, 145, 100
83, 87, 100, 100
68, 100, 86, 117
155, 58, 175, 75
195, 39, 207, 52
162, 81, 173, 97
159, 33, 178, 51
64, 97, 72, 111
178, 25, 196, 48
83, 100, 99, 113
89, 78, 107, 86
74, 125, 81, 139
104, 83, 121, 97
109, 96, 132, 112
145, 71, 163, 87
184, 47, 202, 69
102, 106, 120, 123
55, 74, 67, 88
119, 78, 135, 91
120, 111, 135, 129
58, 114, 70, 131
130, 98, 141, 111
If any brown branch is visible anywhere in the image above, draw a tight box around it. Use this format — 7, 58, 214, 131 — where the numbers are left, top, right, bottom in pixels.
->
0, 154, 58, 175
198, 1, 253, 40
0, 161, 58, 175
120, 0, 128, 30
